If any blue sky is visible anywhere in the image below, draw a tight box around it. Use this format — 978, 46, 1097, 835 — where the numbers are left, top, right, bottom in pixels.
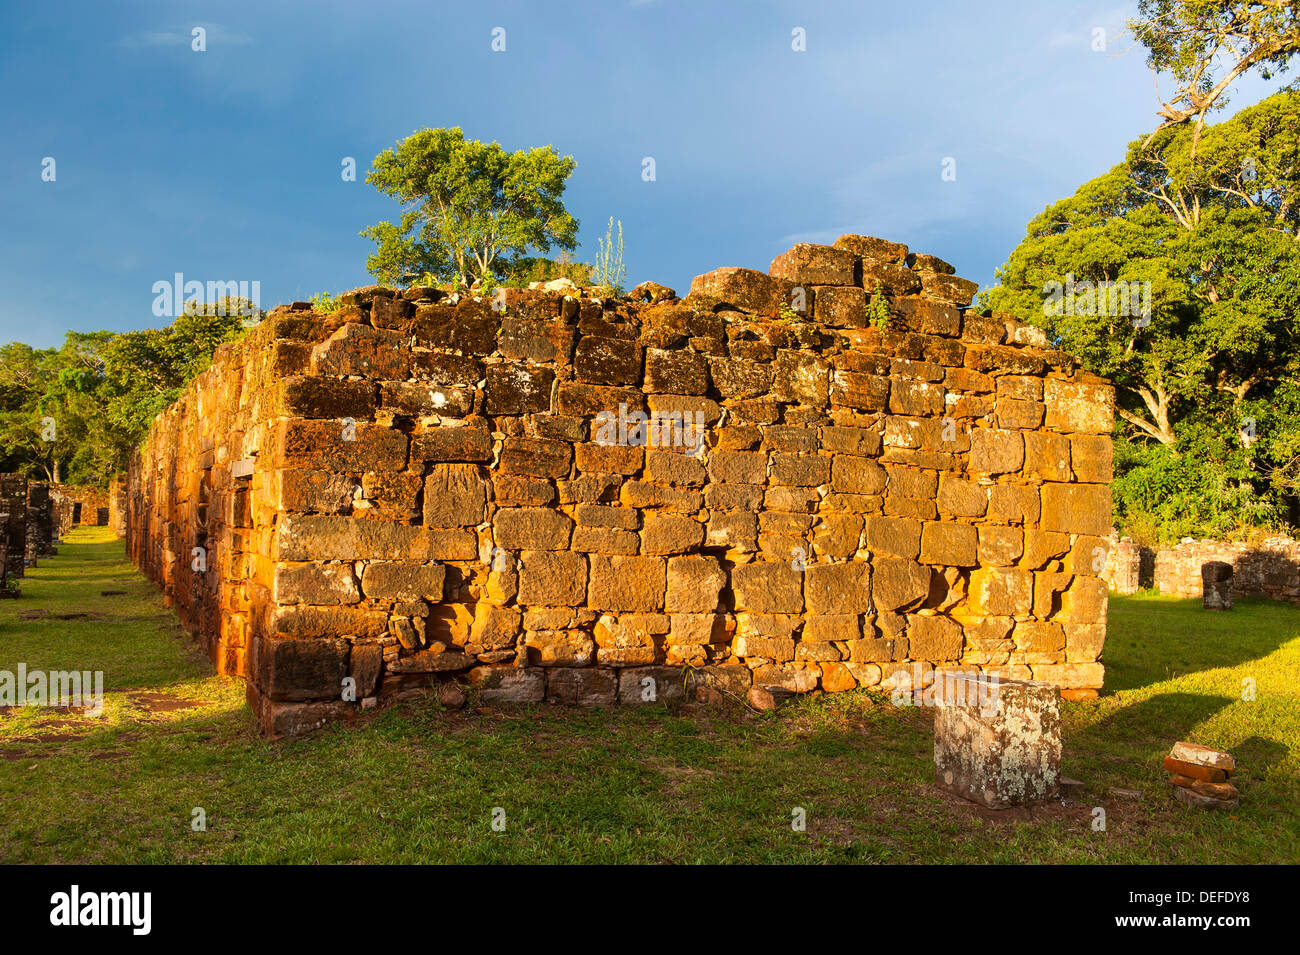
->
0, 0, 1281, 347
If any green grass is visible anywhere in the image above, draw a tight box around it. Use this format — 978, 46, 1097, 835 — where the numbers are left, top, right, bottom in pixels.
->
1, 527, 1297, 863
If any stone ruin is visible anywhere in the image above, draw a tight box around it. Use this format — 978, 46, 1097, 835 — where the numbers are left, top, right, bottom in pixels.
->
125, 234, 1115, 738
0, 476, 65, 595
25, 482, 57, 564
50, 482, 114, 532
0, 474, 27, 592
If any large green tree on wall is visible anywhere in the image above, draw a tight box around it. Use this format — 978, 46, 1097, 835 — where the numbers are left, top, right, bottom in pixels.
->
360, 127, 580, 288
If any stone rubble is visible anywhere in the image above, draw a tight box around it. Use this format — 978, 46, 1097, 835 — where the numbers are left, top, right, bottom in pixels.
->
1164, 741, 1239, 810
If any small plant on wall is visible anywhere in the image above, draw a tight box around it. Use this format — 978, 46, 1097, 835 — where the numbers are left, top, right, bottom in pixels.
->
865, 281, 891, 329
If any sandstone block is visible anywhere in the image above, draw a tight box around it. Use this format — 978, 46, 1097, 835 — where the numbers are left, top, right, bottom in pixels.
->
517, 551, 587, 606
804, 562, 872, 614
361, 561, 446, 602
1039, 483, 1111, 537
919, 522, 978, 567
424, 464, 489, 526
469, 667, 545, 703
588, 555, 667, 612
933, 675, 1061, 808
494, 507, 573, 551
666, 556, 726, 613
731, 561, 803, 613
1044, 379, 1114, 434
546, 668, 617, 706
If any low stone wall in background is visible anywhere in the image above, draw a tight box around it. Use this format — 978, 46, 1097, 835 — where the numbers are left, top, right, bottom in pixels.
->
51, 483, 112, 532
1104, 535, 1300, 603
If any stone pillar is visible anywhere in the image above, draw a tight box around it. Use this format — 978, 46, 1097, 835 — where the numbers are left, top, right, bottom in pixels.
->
1105, 537, 1141, 595
1202, 561, 1233, 610
933, 673, 1062, 808
0, 474, 27, 580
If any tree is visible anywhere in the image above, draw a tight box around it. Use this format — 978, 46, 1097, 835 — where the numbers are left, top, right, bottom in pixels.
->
0, 306, 250, 486
361, 127, 579, 287
985, 89, 1300, 538
1132, 0, 1300, 152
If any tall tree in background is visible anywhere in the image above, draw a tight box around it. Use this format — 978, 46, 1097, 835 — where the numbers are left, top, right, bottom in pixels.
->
1132, 0, 1300, 152
986, 90, 1300, 539
0, 305, 249, 486
361, 127, 579, 287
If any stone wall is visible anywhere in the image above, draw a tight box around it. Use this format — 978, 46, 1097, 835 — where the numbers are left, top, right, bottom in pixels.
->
127, 234, 1115, 737
51, 483, 111, 531
109, 474, 128, 537
1106, 535, 1300, 603
26, 482, 57, 563
0, 474, 27, 584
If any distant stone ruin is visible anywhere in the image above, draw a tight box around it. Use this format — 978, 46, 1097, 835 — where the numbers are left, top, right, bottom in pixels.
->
126, 235, 1115, 737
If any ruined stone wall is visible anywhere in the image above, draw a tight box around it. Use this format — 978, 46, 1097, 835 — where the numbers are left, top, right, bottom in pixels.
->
127, 234, 1115, 737
1106, 535, 1300, 603
109, 474, 128, 537
0, 474, 27, 583
51, 483, 110, 530
25, 482, 56, 562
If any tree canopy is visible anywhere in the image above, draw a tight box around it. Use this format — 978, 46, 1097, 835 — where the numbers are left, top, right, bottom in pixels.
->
1132, 0, 1300, 150
0, 305, 250, 485
985, 88, 1300, 540
360, 127, 579, 287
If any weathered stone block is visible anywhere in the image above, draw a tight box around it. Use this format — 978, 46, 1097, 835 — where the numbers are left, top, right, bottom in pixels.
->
689, 267, 790, 316
273, 562, 361, 606
258, 637, 350, 702
872, 557, 930, 611
933, 674, 1061, 808
731, 561, 803, 613
469, 666, 545, 703
424, 464, 489, 526
969, 428, 1025, 475
494, 507, 573, 551
666, 555, 726, 613
587, 555, 666, 612
1039, 483, 1111, 537
804, 562, 872, 614
618, 666, 687, 704
517, 551, 587, 606
278, 420, 408, 473
862, 516, 920, 560
1044, 379, 1114, 434
546, 668, 617, 705
484, 363, 555, 415
919, 521, 978, 567
361, 561, 446, 601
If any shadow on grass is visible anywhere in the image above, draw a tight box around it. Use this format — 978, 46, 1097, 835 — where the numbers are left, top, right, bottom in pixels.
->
1071, 691, 1234, 769
1105, 595, 1300, 693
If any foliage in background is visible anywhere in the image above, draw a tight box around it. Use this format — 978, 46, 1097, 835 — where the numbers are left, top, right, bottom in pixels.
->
501, 253, 593, 288
983, 89, 1300, 541
361, 127, 579, 287
1131, 0, 1300, 151
0, 303, 252, 485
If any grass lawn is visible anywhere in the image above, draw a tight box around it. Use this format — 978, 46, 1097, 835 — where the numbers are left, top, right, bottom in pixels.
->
1, 526, 1297, 864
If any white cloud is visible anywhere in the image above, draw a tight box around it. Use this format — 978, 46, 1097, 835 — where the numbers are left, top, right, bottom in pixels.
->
121, 23, 254, 49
